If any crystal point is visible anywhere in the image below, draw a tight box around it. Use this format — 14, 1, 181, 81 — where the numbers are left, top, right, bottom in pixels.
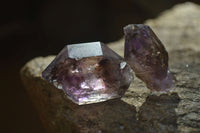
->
42, 42, 133, 105
124, 24, 175, 91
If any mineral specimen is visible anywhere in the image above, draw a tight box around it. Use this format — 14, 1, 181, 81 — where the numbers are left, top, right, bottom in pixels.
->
42, 42, 133, 105
124, 24, 175, 91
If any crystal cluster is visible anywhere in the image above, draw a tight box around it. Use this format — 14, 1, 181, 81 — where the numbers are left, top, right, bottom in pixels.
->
124, 24, 175, 91
42, 42, 133, 105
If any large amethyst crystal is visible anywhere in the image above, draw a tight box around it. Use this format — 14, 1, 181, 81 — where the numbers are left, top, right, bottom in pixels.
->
42, 42, 133, 105
124, 24, 175, 91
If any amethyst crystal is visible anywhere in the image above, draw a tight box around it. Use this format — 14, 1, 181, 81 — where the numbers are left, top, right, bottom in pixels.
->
124, 24, 175, 91
42, 42, 133, 105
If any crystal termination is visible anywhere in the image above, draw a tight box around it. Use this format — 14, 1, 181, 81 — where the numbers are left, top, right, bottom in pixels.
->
124, 24, 175, 91
42, 42, 133, 105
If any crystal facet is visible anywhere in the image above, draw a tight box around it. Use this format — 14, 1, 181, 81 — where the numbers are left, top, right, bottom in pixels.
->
124, 24, 175, 91
42, 42, 133, 105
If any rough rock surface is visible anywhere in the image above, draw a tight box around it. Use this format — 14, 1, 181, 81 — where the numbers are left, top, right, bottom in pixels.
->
21, 2, 200, 133
109, 2, 200, 56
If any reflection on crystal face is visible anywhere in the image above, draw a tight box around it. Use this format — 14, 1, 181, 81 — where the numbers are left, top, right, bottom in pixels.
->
120, 62, 127, 69
68, 42, 103, 59
42, 42, 133, 105
124, 24, 175, 91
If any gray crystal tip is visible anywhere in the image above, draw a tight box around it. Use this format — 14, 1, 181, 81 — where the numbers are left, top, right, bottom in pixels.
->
123, 24, 150, 35
67, 41, 103, 59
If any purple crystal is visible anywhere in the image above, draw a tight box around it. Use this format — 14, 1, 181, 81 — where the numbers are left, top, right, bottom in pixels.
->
124, 24, 175, 91
42, 42, 133, 105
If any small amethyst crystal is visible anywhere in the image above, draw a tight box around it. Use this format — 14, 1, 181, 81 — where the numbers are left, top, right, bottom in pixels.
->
42, 42, 133, 105
124, 24, 175, 91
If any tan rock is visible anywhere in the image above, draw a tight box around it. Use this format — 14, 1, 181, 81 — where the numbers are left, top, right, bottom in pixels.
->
21, 2, 200, 133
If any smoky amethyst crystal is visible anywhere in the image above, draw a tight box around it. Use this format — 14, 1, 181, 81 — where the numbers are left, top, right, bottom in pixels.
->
124, 24, 175, 91
42, 42, 133, 105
